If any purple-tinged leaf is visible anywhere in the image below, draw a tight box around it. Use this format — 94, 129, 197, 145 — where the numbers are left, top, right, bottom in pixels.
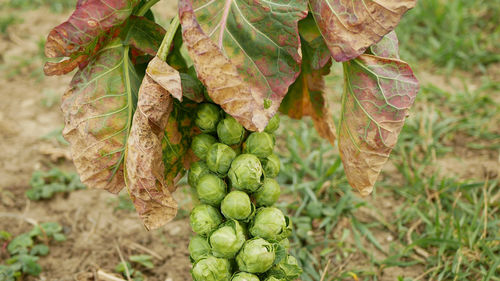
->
44, 0, 141, 75
339, 33, 419, 196
179, 0, 308, 130
309, 0, 416, 62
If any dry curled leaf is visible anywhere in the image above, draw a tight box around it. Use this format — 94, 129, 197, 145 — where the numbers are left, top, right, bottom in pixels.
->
126, 56, 202, 229
339, 32, 419, 196
61, 39, 140, 194
179, 0, 308, 131
125, 74, 177, 230
309, 0, 416, 62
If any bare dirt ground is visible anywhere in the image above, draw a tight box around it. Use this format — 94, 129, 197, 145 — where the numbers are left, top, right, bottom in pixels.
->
0, 3, 192, 281
0, 2, 498, 281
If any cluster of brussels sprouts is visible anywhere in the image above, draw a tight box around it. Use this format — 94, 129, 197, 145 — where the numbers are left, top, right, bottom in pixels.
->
188, 103, 302, 281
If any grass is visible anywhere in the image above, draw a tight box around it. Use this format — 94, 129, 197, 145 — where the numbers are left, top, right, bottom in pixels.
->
276, 115, 499, 280
397, 0, 500, 72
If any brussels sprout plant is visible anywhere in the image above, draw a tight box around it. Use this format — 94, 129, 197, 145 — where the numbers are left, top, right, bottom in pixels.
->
45, 0, 419, 279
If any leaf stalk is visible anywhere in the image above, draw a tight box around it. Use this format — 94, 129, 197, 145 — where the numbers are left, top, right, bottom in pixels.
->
157, 15, 180, 61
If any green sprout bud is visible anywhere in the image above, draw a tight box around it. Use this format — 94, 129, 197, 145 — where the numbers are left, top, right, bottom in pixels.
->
189, 235, 211, 262
192, 255, 232, 281
236, 238, 275, 273
231, 272, 260, 281
228, 154, 263, 192
253, 178, 280, 207
195, 103, 221, 133
217, 116, 245, 145
221, 191, 253, 220
267, 255, 302, 280
192, 134, 217, 160
249, 207, 291, 242
243, 132, 274, 158
261, 153, 280, 178
278, 238, 290, 251
264, 114, 280, 133
209, 220, 246, 258
206, 143, 237, 176
196, 174, 227, 206
190, 204, 223, 236
188, 161, 211, 187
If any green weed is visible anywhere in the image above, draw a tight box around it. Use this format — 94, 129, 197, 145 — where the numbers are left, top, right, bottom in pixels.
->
0, 222, 65, 280
27, 168, 86, 200
397, 0, 500, 72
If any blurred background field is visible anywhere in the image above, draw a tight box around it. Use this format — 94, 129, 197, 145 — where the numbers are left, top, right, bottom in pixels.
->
0, 0, 498, 280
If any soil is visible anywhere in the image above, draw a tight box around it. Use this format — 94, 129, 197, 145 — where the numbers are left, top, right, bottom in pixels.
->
0, 2, 498, 281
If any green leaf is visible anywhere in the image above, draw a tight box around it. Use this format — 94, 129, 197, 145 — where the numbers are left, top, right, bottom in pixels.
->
7, 255, 42, 276
309, 0, 416, 61
125, 16, 166, 56
7, 234, 33, 255
130, 255, 154, 269
179, 0, 308, 130
162, 100, 200, 189
61, 39, 141, 193
339, 32, 419, 195
0, 264, 21, 281
30, 244, 50, 256
0, 230, 12, 241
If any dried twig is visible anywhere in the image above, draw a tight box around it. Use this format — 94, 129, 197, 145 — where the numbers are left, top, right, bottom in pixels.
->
97, 270, 127, 281
114, 241, 132, 281
319, 258, 331, 281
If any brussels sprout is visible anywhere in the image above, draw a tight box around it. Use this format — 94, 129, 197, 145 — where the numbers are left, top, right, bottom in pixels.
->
192, 134, 217, 160
231, 272, 260, 281
249, 207, 291, 242
209, 220, 246, 258
190, 204, 223, 236
228, 154, 263, 192
236, 238, 275, 273
196, 174, 227, 206
278, 238, 290, 251
206, 143, 237, 176
243, 132, 274, 158
221, 191, 253, 220
217, 116, 245, 145
195, 103, 221, 133
189, 235, 211, 262
253, 178, 280, 207
267, 255, 302, 280
192, 255, 232, 281
188, 161, 211, 187
263, 277, 284, 281
261, 153, 280, 178
264, 114, 280, 133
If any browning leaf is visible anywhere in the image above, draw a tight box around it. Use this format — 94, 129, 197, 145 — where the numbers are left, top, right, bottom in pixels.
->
44, 0, 141, 75
339, 34, 419, 196
280, 37, 336, 145
179, 0, 308, 131
309, 0, 416, 62
146, 56, 183, 101
61, 39, 140, 193
125, 69, 177, 230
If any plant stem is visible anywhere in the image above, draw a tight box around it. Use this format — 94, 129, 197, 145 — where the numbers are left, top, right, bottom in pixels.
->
137, 0, 161, 16
157, 14, 180, 61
